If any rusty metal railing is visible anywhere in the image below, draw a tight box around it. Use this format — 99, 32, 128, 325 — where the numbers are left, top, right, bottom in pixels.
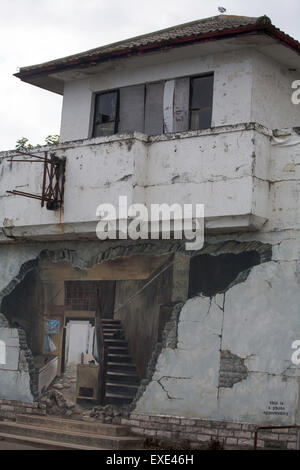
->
7, 151, 66, 211
253, 425, 300, 450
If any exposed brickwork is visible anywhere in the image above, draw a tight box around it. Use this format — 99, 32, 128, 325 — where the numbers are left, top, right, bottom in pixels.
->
121, 414, 299, 450
18, 329, 38, 399
219, 350, 248, 388
0, 399, 46, 421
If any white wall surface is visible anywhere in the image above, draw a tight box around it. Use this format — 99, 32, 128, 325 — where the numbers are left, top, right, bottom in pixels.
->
59, 48, 253, 142
251, 51, 300, 129
135, 258, 300, 425
59, 47, 299, 144
0, 124, 270, 242
67, 321, 94, 364
0, 328, 33, 402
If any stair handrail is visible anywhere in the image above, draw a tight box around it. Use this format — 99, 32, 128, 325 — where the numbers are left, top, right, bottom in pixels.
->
96, 288, 108, 405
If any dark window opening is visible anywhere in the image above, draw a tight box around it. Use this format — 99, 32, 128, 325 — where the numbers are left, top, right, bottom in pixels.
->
91, 74, 214, 138
92, 90, 119, 137
64, 280, 116, 318
65, 281, 99, 311
188, 251, 260, 298
189, 74, 214, 131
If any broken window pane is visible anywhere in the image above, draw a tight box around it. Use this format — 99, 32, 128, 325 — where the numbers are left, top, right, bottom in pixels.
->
144, 81, 164, 135
119, 84, 145, 133
93, 91, 119, 137
190, 74, 214, 130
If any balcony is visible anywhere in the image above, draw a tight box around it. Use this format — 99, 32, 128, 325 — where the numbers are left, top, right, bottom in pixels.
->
0, 123, 269, 243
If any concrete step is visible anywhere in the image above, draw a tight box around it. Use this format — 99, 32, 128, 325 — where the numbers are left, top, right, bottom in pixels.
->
104, 339, 128, 348
102, 319, 121, 324
0, 421, 143, 450
106, 382, 138, 397
0, 431, 106, 450
108, 346, 129, 354
103, 327, 123, 333
16, 414, 128, 436
107, 371, 140, 385
103, 323, 123, 332
105, 393, 133, 405
107, 362, 136, 373
108, 353, 132, 363
102, 319, 139, 407
104, 332, 125, 339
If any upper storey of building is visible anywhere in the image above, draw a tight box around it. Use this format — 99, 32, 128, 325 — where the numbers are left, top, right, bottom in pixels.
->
1, 15, 300, 242
15, 14, 300, 141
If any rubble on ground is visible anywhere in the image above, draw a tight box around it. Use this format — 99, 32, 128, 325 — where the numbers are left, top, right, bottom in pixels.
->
39, 389, 75, 416
81, 404, 131, 424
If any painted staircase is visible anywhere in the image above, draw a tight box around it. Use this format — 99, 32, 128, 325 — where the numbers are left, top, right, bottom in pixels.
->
0, 414, 144, 450
102, 319, 141, 405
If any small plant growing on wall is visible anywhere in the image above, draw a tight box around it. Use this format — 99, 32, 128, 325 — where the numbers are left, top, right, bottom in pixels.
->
15, 137, 33, 151
45, 134, 60, 145
15, 134, 60, 151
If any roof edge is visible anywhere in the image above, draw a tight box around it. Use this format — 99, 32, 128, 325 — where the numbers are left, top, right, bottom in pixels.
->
14, 16, 300, 82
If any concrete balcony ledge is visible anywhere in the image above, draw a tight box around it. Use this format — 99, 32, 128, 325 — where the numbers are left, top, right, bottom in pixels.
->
0, 214, 267, 244
0, 122, 271, 159
0, 122, 271, 243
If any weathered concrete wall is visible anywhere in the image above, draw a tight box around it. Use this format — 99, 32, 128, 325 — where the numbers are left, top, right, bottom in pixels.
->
126, 129, 300, 427
60, 48, 253, 142
251, 51, 299, 130
134, 256, 300, 425
0, 123, 270, 241
0, 328, 34, 402
59, 48, 299, 143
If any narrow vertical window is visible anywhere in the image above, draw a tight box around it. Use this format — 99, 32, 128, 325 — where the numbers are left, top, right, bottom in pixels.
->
93, 90, 119, 137
189, 74, 214, 130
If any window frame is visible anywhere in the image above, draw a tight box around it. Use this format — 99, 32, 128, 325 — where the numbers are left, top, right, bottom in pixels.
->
92, 89, 120, 138
189, 73, 214, 131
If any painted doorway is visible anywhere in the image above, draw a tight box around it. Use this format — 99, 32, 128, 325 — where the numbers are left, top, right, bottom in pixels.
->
65, 320, 94, 364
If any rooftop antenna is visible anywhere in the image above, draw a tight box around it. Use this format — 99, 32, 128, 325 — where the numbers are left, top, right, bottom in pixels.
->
218, 6, 227, 14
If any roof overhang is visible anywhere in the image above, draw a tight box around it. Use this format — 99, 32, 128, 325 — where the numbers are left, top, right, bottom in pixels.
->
14, 17, 300, 95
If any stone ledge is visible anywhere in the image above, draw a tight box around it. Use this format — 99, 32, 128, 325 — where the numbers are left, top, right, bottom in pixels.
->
0, 399, 45, 421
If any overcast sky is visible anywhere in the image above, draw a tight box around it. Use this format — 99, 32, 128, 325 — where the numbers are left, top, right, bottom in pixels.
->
0, 0, 299, 151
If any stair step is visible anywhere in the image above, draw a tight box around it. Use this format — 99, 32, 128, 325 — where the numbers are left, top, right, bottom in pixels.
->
104, 339, 128, 347
107, 371, 140, 385
103, 328, 122, 332
102, 319, 121, 324
102, 319, 121, 323
108, 353, 132, 363
105, 393, 133, 405
103, 326, 123, 331
106, 382, 138, 397
16, 414, 128, 436
108, 346, 129, 354
0, 421, 143, 450
104, 332, 125, 339
102, 319, 139, 406
107, 362, 136, 372
0, 431, 106, 450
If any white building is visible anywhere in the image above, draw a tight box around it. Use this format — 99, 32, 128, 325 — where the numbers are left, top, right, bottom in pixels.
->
0, 14, 300, 449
